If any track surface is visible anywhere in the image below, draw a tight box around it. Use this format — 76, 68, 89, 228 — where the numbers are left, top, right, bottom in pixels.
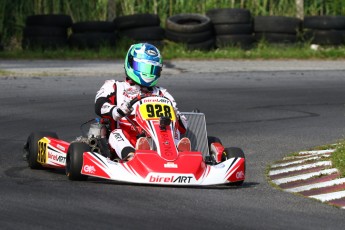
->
1, 68, 345, 229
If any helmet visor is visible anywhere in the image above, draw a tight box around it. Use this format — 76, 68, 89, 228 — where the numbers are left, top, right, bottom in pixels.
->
132, 59, 162, 76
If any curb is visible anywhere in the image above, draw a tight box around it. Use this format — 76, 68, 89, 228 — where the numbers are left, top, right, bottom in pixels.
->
269, 149, 345, 209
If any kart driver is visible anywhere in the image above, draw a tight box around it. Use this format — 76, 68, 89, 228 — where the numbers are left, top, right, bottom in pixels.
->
95, 43, 190, 160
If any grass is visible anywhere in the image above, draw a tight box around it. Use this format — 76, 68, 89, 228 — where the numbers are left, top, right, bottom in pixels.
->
332, 140, 345, 177
1, 41, 345, 60
0, 69, 13, 76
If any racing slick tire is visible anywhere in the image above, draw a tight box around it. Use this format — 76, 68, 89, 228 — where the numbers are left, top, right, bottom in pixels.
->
222, 147, 245, 186
25, 131, 58, 169
66, 142, 90, 181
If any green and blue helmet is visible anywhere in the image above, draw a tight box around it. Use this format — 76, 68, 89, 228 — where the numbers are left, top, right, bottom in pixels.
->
125, 43, 163, 87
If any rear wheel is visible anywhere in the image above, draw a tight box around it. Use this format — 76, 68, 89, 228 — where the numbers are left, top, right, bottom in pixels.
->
66, 142, 90, 181
26, 131, 58, 169
222, 147, 245, 186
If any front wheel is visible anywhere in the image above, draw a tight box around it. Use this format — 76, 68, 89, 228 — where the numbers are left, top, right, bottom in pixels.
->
25, 131, 58, 169
66, 142, 90, 181
222, 147, 245, 186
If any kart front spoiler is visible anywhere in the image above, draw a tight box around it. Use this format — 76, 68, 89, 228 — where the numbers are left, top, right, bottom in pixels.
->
81, 151, 245, 186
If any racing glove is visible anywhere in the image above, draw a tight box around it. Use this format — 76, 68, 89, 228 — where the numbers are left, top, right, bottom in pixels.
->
112, 101, 132, 120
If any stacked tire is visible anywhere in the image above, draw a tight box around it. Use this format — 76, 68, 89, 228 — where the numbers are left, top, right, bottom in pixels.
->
206, 8, 254, 49
254, 16, 301, 44
22, 14, 72, 50
114, 14, 165, 48
303, 16, 345, 46
69, 21, 116, 49
165, 14, 214, 51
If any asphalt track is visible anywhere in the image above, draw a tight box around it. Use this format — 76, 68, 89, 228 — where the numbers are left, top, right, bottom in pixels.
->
1, 61, 345, 229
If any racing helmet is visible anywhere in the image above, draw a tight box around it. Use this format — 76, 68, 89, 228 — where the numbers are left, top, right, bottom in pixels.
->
125, 43, 163, 87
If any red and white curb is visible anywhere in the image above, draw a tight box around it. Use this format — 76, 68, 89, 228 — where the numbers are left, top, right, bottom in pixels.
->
269, 149, 345, 209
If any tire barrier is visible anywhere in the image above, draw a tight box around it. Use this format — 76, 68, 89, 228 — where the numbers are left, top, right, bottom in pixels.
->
165, 14, 214, 51
20, 12, 345, 52
254, 16, 301, 44
114, 14, 164, 49
69, 21, 116, 49
303, 16, 345, 45
22, 14, 72, 50
206, 8, 254, 49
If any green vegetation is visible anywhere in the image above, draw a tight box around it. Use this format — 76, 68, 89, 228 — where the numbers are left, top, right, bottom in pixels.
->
332, 141, 345, 177
1, 40, 344, 60
1, 0, 345, 50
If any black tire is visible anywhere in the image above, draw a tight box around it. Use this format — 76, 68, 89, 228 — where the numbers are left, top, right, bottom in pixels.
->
22, 36, 68, 50
255, 32, 298, 43
206, 8, 251, 24
304, 16, 345, 30
216, 34, 255, 48
213, 23, 253, 35
303, 29, 344, 45
120, 26, 165, 40
114, 14, 160, 30
222, 147, 245, 160
26, 131, 58, 169
254, 16, 301, 34
186, 38, 215, 51
72, 21, 116, 33
66, 142, 90, 181
23, 26, 68, 37
166, 13, 212, 33
26, 14, 72, 28
165, 29, 213, 44
69, 32, 117, 49
222, 147, 245, 186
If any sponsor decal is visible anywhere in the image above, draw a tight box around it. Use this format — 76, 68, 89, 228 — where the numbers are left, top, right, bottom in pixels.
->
48, 151, 66, 163
236, 171, 245, 179
214, 163, 225, 169
164, 162, 178, 168
123, 87, 140, 98
161, 133, 173, 157
113, 133, 124, 141
102, 104, 111, 109
142, 98, 170, 104
83, 165, 96, 174
146, 49, 157, 56
148, 175, 193, 184
57, 144, 65, 151
106, 158, 118, 165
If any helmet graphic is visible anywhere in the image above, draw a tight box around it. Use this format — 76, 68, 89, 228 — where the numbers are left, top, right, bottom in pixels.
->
125, 43, 163, 87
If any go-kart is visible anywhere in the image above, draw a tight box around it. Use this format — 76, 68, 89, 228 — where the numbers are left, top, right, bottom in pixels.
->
23, 95, 245, 186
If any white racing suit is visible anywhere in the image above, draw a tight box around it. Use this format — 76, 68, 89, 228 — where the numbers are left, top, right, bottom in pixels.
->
95, 79, 188, 159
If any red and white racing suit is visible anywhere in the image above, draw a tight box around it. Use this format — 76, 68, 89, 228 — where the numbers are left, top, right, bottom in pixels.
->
95, 79, 187, 159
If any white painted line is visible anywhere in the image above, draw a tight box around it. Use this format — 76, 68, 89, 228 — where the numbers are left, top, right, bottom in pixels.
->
299, 149, 335, 155
310, 190, 345, 202
272, 168, 338, 185
271, 156, 325, 168
285, 178, 345, 193
283, 152, 332, 160
269, 161, 332, 176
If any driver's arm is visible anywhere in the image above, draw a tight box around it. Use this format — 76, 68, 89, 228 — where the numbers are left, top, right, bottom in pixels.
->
95, 80, 117, 120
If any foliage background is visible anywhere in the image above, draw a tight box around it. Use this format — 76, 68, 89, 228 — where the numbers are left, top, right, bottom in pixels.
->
0, 0, 344, 47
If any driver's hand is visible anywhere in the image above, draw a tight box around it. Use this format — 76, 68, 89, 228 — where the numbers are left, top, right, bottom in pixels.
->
119, 101, 132, 115
112, 101, 132, 120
